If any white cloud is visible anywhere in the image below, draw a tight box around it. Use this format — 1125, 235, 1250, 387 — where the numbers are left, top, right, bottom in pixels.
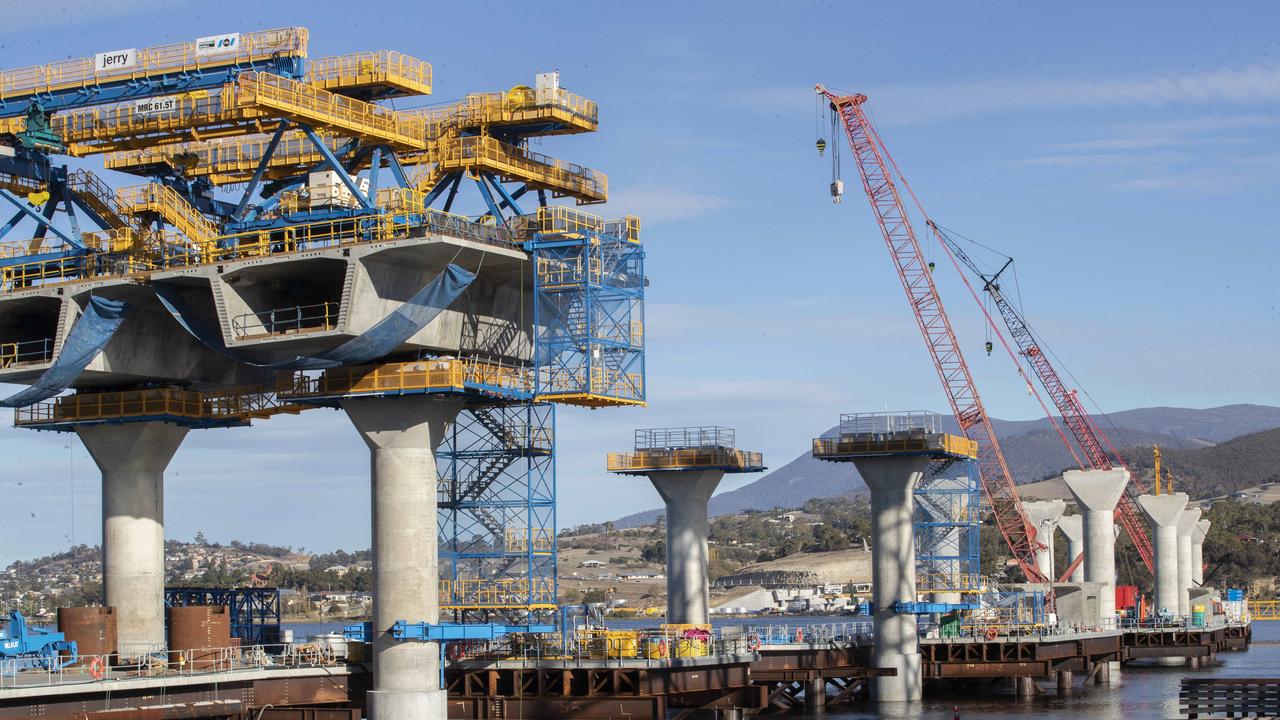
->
606, 185, 731, 223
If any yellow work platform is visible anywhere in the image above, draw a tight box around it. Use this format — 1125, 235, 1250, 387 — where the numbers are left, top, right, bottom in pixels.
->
426, 133, 607, 205
279, 357, 533, 400
306, 51, 432, 99
236, 72, 427, 150
13, 384, 303, 429
607, 447, 764, 474
812, 431, 978, 460
412, 87, 598, 136
102, 130, 345, 184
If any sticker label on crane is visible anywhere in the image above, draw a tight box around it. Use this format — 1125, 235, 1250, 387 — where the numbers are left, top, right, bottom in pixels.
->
94, 49, 138, 73
132, 95, 180, 117
195, 33, 240, 55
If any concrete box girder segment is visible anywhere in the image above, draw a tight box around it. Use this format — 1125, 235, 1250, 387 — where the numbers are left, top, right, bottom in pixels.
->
608, 427, 764, 626
77, 421, 188, 657
1024, 499, 1066, 584
343, 395, 462, 720
1057, 514, 1085, 583
151, 232, 532, 363
1062, 469, 1128, 621
1177, 507, 1203, 617
1137, 492, 1189, 617
1192, 519, 1211, 586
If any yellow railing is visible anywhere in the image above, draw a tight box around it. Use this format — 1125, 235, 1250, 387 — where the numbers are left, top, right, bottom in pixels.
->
0, 338, 54, 369
812, 433, 979, 460
0, 27, 308, 101
504, 527, 554, 553
539, 367, 644, 406
306, 50, 432, 97
916, 573, 989, 593
104, 129, 341, 181
411, 87, 598, 134
607, 447, 762, 473
236, 71, 426, 149
117, 183, 219, 251
51, 85, 270, 153
280, 357, 534, 400
439, 578, 557, 609
65, 170, 134, 230
1249, 600, 1278, 620
15, 388, 208, 426
428, 133, 606, 203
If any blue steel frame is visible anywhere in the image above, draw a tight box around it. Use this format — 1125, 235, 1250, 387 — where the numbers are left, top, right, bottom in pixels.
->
914, 459, 982, 590
164, 587, 283, 645
437, 401, 557, 625
526, 226, 645, 404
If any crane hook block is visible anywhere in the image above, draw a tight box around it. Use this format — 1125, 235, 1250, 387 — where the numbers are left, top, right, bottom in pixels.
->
830, 179, 844, 203
816, 138, 827, 156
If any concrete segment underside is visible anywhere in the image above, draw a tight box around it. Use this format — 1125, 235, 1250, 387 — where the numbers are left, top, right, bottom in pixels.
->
1058, 514, 1084, 583
78, 421, 188, 655
1024, 499, 1066, 584
343, 395, 462, 720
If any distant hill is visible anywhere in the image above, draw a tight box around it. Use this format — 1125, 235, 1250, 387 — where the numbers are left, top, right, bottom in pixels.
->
612, 404, 1280, 528
1127, 426, 1280, 500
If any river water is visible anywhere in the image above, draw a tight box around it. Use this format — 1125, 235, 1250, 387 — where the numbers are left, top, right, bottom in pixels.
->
282, 618, 1276, 719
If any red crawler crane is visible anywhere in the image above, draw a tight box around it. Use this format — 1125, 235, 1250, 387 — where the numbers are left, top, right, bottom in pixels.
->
929, 223, 1156, 578
816, 86, 1045, 582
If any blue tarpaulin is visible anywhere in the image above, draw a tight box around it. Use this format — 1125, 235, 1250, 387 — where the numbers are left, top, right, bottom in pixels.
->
154, 264, 475, 370
0, 296, 129, 408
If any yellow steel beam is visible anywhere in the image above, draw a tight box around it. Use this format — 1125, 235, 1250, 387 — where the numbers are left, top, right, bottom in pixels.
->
103, 130, 344, 183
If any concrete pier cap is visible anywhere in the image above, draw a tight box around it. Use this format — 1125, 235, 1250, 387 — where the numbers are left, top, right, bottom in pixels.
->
811, 410, 979, 703
607, 426, 765, 626
1057, 514, 1085, 583
1024, 499, 1067, 585
79, 421, 189, 657
342, 395, 464, 720
1062, 469, 1128, 622
1137, 493, 1189, 617
1177, 507, 1203, 617
1192, 519, 1211, 586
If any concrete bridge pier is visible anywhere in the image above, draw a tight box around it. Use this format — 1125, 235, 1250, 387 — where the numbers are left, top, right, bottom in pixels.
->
1056, 669, 1073, 694
804, 677, 826, 713
343, 396, 462, 720
1024, 500, 1066, 582
1137, 493, 1189, 618
851, 455, 927, 703
1192, 519, 1211, 587
1057, 514, 1085, 583
647, 470, 725, 625
1062, 470, 1128, 623
78, 422, 188, 658
1177, 507, 1203, 618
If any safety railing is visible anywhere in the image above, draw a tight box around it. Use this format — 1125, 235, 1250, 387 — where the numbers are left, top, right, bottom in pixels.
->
236, 71, 426, 148
0, 171, 44, 194
812, 433, 978, 459
439, 577, 557, 609
231, 301, 338, 338
306, 50, 432, 96
53, 84, 269, 151
0, 337, 54, 369
431, 134, 607, 202
117, 183, 220, 250
916, 573, 989, 593
280, 357, 534, 400
746, 622, 874, 646
410, 87, 598, 132
0, 27, 308, 101
103, 129, 338, 181
1247, 599, 1276, 620
504, 527, 555, 553
840, 410, 944, 435
0, 641, 340, 689
14, 388, 206, 426
607, 447, 764, 473
538, 367, 644, 404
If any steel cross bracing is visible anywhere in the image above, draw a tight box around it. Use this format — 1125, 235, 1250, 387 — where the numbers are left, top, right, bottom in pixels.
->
819, 87, 1043, 581
932, 227, 1156, 576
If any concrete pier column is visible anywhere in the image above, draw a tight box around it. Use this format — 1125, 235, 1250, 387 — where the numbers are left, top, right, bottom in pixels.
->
1192, 519, 1210, 586
1062, 470, 1128, 623
851, 456, 927, 703
1024, 500, 1066, 582
1094, 660, 1111, 685
646, 470, 725, 625
804, 677, 826, 713
78, 422, 188, 657
1014, 676, 1037, 697
1137, 493, 1189, 618
1056, 669, 1073, 694
343, 396, 463, 720
1176, 507, 1203, 617
1057, 514, 1085, 583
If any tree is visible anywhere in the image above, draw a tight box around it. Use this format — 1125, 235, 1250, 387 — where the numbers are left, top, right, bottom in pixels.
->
640, 539, 666, 563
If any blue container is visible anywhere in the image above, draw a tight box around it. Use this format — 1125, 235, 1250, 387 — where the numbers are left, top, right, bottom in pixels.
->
1227, 588, 1245, 602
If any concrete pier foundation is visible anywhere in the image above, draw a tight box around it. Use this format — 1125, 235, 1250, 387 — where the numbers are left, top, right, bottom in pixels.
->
1024, 500, 1066, 582
1062, 470, 1128, 622
1057, 514, 1085, 583
343, 396, 462, 720
1014, 676, 1037, 698
1177, 507, 1203, 617
1192, 519, 1211, 586
804, 677, 826, 713
646, 470, 725, 625
78, 422, 188, 657
1056, 669, 1073, 694
1137, 493, 1189, 618
851, 456, 927, 703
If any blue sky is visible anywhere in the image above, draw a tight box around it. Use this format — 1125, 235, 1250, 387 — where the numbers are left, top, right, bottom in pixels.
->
1, 0, 1277, 564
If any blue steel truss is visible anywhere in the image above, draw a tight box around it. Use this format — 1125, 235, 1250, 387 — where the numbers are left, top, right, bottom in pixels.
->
914, 459, 982, 591
164, 587, 282, 645
526, 224, 644, 406
438, 402, 557, 624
